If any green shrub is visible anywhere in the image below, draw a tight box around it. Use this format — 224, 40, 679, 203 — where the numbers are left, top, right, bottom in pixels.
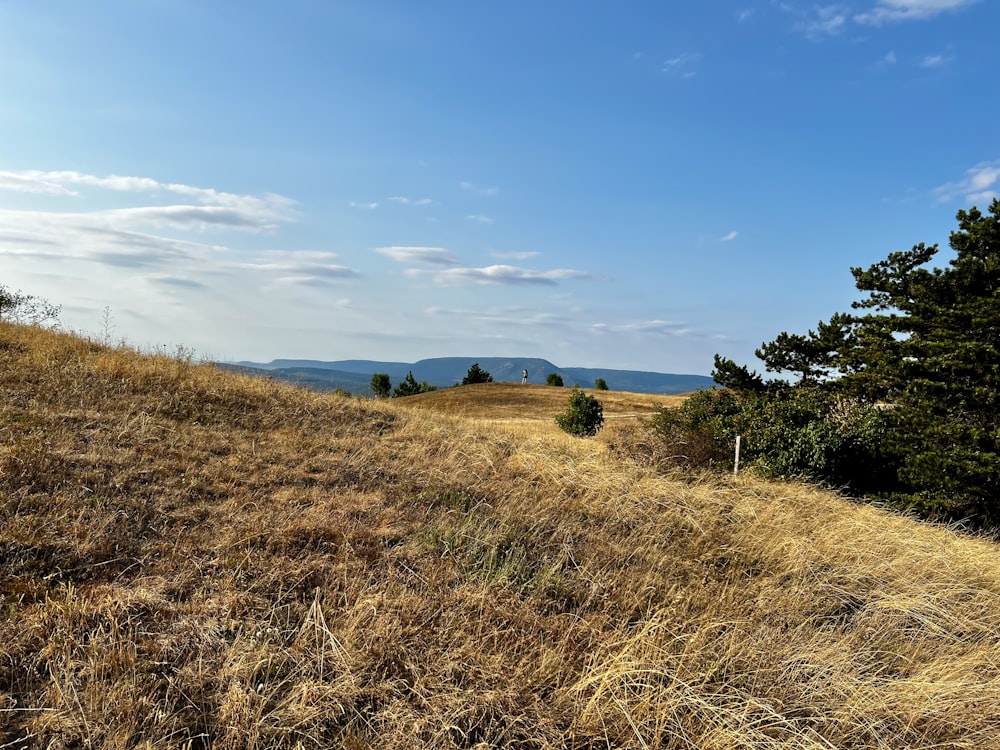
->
594, 378, 609, 391
546, 372, 564, 387
556, 388, 604, 437
650, 387, 894, 493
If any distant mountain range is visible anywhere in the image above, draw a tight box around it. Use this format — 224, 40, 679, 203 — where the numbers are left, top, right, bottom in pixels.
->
216, 356, 715, 396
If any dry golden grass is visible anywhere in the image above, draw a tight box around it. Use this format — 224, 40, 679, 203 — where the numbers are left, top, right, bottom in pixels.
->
399, 381, 686, 423
3, 322, 1000, 749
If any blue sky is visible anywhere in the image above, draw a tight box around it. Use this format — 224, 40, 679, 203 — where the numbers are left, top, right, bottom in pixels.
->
1, 0, 997, 374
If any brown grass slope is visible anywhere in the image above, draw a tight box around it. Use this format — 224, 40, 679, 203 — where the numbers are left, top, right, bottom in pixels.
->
2, 322, 1000, 749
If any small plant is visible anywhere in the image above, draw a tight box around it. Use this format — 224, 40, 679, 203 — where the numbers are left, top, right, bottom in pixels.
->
371, 373, 392, 398
594, 378, 609, 391
461, 362, 493, 385
0, 285, 61, 326
546, 372, 564, 387
556, 388, 604, 437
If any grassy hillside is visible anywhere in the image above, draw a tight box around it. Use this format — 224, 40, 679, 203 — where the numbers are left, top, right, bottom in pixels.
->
3, 323, 1000, 749
394, 381, 686, 424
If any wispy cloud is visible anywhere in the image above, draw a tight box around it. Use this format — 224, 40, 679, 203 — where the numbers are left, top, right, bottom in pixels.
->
737, 8, 756, 22
856, 0, 979, 25
0, 171, 361, 294
425, 305, 568, 327
459, 181, 500, 197
388, 196, 433, 206
375, 246, 462, 266
592, 319, 698, 338
232, 252, 360, 285
0, 169, 295, 230
917, 52, 953, 68
720, 230, 739, 242
145, 274, 209, 290
0, 208, 219, 267
883, 50, 897, 64
410, 264, 601, 287
490, 250, 540, 260
661, 52, 701, 77
348, 200, 379, 209
932, 160, 1000, 205
792, 4, 849, 38
467, 214, 495, 225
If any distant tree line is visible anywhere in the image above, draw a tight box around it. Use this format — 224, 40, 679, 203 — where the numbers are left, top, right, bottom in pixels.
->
652, 200, 1000, 527
370, 371, 437, 398
371, 362, 495, 398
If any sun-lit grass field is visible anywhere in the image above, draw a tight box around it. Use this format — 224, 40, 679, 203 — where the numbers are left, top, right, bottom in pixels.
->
3, 322, 1000, 749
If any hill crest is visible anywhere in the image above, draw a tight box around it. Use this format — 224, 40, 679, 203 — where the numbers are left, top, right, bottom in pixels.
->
232, 355, 714, 395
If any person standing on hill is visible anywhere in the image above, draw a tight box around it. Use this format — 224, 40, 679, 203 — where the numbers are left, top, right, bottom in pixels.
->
522, 368, 528, 384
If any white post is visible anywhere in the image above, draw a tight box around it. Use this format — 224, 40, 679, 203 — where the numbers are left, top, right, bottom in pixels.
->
733, 435, 742, 476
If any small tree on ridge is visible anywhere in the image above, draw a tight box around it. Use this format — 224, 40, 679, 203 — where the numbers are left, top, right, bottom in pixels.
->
461, 362, 493, 385
370, 373, 391, 398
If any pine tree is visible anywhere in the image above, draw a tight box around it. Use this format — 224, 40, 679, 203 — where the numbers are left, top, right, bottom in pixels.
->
461, 362, 493, 385
370, 373, 391, 398
714, 200, 1000, 523
392, 371, 423, 397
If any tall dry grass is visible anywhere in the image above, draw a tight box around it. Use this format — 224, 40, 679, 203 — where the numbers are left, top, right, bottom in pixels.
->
2, 322, 1000, 748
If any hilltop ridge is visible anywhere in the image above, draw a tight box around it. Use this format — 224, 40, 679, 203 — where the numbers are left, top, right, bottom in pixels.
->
231, 355, 714, 395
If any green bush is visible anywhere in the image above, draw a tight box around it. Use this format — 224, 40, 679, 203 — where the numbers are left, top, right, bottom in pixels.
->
594, 378, 609, 391
650, 389, 739, 470
556, 388, 604, 437
650, 387, 893, 493
546, 372, 564, 387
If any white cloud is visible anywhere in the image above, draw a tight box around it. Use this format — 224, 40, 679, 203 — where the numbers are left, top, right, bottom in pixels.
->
0, 205, 360, 287
0, 172, 362, 301
375, 246, 462, 266
856, 0, 979, 24
0, 208, 219, 267
348, 201, 379, 209
388, 196, 433, 206
661, 52, 702, 75
737, 8, 756, 22
412, 264, 600, 287
967, 190, 998, 204
467, 214, 495, 225
720, 230, 739, 242
917, 53, 952, 68
97, 205, 284, 232
0, 169, 296, 228
592, 319, 698, 338
0, 172, 77, 195
884, 50, 897, 64
459, 181, 500, 197
932, 160, 1000, 204
793, 5, 849, 37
